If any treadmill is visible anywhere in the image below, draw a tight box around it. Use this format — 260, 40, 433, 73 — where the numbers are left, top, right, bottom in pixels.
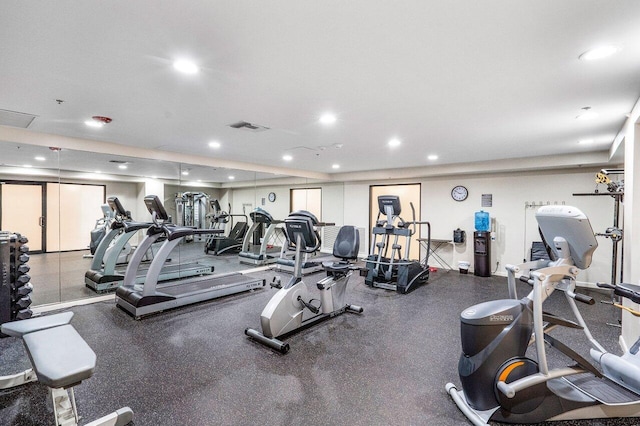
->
85, 197, 213, 293
238, 208, 284, 266
116, 195, 266, 319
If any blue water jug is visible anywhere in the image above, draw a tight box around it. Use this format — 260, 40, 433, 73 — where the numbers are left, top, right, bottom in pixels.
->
475, 211, 490, 231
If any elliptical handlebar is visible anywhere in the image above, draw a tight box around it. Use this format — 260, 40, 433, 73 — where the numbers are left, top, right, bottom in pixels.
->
597, 282, 640, 304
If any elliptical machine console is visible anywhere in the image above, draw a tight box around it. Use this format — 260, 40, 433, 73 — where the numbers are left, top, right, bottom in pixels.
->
446, 205, 640, 424
245, 211, 363, 353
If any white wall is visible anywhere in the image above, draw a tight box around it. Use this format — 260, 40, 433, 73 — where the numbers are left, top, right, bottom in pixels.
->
105, 181, 140, 219
340, 169, 615, 286
231, 182, 346, 225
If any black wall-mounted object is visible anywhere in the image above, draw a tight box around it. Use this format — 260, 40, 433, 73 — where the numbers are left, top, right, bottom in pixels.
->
453, 228, 466, 244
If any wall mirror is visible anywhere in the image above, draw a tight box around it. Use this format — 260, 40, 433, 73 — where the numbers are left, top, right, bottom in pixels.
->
0, 140, 346, 308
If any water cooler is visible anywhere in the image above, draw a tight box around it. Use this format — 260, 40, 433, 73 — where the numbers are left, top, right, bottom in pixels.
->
474, 211, 491, 277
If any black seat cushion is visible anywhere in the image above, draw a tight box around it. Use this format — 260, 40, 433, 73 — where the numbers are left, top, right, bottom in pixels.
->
333, 226, 359, 260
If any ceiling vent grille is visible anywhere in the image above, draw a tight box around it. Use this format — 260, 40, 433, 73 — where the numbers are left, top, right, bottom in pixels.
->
108, 160, 130, 164
0, 109, 37, 128
228, 121, 270, 132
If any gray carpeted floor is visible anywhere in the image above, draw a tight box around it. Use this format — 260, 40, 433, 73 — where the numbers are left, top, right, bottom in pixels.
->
1, 268, 639, 426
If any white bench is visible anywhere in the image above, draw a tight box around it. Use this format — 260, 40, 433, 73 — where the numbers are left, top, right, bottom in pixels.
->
1, 312, 133, 426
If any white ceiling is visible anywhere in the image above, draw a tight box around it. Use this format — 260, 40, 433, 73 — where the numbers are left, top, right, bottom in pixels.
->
1, 1, 639, 177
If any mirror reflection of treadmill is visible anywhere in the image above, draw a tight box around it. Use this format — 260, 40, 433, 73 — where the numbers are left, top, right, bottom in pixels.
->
84, 197, 213, 293
238, 208, 285, 266
115, 196, 266, 319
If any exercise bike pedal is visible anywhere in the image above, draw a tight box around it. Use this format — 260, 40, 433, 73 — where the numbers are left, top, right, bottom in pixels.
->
270, 277, 282, 289
297, 295, 320, 314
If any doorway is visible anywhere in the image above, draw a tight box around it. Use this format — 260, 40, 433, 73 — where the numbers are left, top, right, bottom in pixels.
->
0, 182, 46, 252
369, 184, 421, 260
290, 188, 322, 220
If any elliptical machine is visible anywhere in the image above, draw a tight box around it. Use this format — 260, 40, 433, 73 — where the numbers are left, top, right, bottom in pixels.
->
245, 211, 363, 353
364, 195, 430, 294
87, 204, 113, 256
204, 200, 249, 255
446, 205, 640, 424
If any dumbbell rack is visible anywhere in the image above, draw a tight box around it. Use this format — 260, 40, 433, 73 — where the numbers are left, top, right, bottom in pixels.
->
0, 231, 33, 335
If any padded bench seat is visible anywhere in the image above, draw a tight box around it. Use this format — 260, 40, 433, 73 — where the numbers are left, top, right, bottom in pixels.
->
1, 312, 74, 338
23, 325, 96, 389
322, 260, 351, 273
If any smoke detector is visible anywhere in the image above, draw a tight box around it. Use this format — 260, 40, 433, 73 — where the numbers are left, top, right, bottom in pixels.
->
228, 121, 270, 132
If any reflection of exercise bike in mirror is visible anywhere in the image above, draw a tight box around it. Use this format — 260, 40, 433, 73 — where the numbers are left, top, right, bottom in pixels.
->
447, 205, 640, 425
245, 210, 363, 353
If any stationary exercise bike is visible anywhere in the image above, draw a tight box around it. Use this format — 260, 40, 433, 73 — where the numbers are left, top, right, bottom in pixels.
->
446, 205, 640, 424
245, 211, 363, 353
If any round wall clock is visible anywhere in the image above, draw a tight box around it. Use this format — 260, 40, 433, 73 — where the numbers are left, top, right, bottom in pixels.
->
268, 192, 276, 202
451, 185, 468, 202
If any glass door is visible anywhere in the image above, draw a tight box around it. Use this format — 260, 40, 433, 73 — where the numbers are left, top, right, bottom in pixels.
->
0, 182, 46, 253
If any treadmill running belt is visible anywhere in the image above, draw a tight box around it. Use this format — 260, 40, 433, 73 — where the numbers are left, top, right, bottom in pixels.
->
157, 274, 256, 296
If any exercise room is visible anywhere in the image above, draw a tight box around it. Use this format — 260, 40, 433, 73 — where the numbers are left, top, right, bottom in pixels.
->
1, 2, 640, 425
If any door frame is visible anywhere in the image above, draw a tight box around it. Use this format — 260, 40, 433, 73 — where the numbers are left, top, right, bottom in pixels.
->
0, 180, 47, 253
368, 183, 422, 259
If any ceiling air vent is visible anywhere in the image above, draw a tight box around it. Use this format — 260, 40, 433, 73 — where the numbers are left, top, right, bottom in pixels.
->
228, 121, 270, 132
0, 109, 37, 128
109, 160, 130, 164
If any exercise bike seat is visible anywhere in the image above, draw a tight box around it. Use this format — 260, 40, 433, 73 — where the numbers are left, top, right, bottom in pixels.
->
322, 225, 360, 276
22, 324, 96, 389
323, 260, 351, 273
1, 312, 74, 338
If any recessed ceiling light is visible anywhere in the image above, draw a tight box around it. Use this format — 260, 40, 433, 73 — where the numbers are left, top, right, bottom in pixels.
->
85, 119, 104, 128
118, 164, 127, 170
34, 156, 46, 161
332, 164, 340, 169
182, 170, 189, 176
319, 113, 337, 125
576, 107, 598, 120
22, 164, 32, 168
85, 116, 112, 128
228, 175, 235, 180
578, 139, 594, 144
388, 138, 401, 148
209, 141, 221, 148
427, 154, 438, 161
197, 179, 202, 182
282, 154, 293, 161
151, 175, 157, 179
95, 170, 102, 174
579, 45, 620, 61
173, 59, 199, 74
